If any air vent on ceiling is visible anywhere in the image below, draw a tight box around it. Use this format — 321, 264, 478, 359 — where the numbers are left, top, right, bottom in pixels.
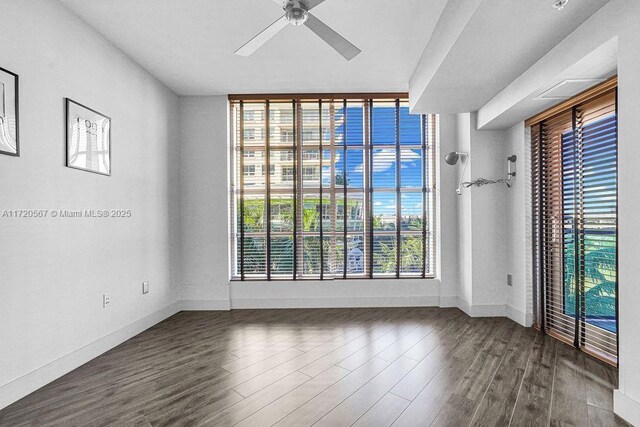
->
534, 79, 606, 101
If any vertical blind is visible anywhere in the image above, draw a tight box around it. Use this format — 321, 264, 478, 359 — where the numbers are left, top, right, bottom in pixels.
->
530, 80, 618, 364
229, 96, 437, 280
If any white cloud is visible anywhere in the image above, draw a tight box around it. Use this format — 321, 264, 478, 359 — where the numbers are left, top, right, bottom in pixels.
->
372, 149, 396, 172
372, 149, 421, 172
333, 149, 421, 174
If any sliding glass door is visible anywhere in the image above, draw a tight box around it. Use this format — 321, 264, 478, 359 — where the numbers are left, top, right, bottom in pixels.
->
531, 80, 618, 364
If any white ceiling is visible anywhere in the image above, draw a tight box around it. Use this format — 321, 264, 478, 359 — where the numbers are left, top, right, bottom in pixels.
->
476, 0, 622, 130
410, 0, 611, 114
481, 40, 617, 129
58, 0, 448, 95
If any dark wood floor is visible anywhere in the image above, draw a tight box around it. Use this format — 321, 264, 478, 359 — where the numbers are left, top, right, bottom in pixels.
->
0, 308, 630, 427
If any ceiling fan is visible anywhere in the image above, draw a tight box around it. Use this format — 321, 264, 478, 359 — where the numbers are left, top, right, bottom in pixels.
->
235, 0, 361, 61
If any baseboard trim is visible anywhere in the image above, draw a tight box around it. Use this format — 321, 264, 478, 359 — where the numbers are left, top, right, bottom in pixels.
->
614, 390, 640, 426
467, 302, 507, 317
438, 295, 459, 308
442, 297, 506, 317
506, 305, 534, 327
438, 297, 532, 327
181, 299, 231, 311
230, 295, 440, 309
0, 301, 181, 411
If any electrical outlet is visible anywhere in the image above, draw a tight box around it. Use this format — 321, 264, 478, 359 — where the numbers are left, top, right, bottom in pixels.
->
142, 281, 149, 294
507, 274, 513, 287
102, 293, 111, 308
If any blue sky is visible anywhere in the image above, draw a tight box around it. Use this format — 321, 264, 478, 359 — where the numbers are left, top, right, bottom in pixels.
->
322, 106, 424, 216
560, 113, 618, 328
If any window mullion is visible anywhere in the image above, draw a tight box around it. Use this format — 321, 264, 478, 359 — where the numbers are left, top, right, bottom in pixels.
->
614, 88, 619, 353
368, 100, 374, 278
265, 101, 272, 280
239, 101, 245, 281
293, 100, 300, 280
364, 100, 372, 278
343, 99, 348, 279
395, 99, 401, 279
319, 100, 324, 280
421, 114, 427, 278
330, 102, 337, 277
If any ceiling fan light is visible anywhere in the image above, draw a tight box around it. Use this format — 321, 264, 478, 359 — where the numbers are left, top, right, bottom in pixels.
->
285, 3, 309, 25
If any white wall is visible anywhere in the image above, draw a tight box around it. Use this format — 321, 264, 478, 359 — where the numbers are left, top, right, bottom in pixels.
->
477, 0, 623, 130
178, 98, 461, 309
437, 113, 461, 302
455, 113, 473, 307
230, 279, 440, 309
450, 113, 517, 319
505, 122, 533, 326
615, 1, 640, 423
178, 96, 230, 310
467, 115, 509, 309
0, 0, 180, 409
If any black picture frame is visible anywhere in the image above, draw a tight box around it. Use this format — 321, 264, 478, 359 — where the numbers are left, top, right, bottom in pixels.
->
0, 66, 20, 157
65, 98, 111, 176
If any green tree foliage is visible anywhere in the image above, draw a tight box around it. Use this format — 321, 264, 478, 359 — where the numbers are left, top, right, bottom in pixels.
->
239, 198, 426, 276
373, 237, 396, 274
242, 200, 265, 231
401, 236, 423, 273
563, 233, 616, 325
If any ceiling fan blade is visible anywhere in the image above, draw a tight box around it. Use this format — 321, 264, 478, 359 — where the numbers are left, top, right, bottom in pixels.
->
304, 13, 361, 60
306, 0, 328, 10
235, 15, 289, 57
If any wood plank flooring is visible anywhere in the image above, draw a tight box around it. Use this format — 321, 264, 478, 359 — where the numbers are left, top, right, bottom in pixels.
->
0, 308, 630, 427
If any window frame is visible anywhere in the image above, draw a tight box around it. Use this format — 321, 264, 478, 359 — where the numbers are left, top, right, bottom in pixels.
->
229, 95, 437, 281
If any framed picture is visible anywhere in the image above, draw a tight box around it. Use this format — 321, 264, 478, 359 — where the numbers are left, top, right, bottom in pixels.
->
0, 66, 19, 157
66, 98, 111, 175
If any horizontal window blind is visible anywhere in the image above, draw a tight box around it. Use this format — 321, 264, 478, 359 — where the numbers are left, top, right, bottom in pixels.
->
531, 83, 618, 365
229, 96, 437, 280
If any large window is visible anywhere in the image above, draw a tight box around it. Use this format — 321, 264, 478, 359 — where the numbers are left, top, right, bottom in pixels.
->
229, 96, 437, 280
530, 78, 618, 364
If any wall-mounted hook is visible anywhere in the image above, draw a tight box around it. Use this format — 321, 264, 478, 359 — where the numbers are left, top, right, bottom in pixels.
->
507, 155, 517, 178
